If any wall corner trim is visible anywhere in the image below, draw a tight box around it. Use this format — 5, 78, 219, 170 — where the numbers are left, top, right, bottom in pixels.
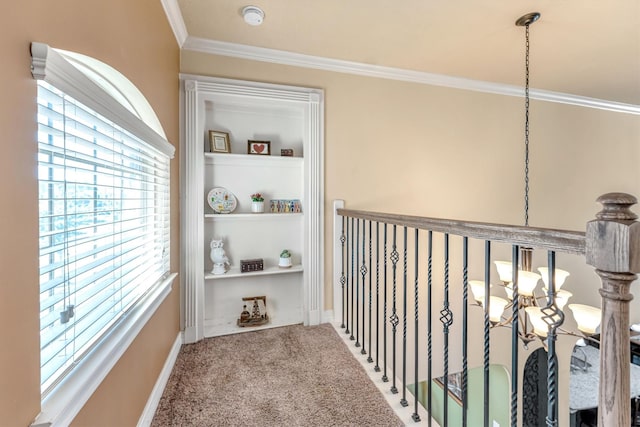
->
160, 0, 188, 47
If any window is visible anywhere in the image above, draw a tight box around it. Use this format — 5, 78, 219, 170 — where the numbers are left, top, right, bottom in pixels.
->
31, 43, 175, 424
37, 80, 170, 392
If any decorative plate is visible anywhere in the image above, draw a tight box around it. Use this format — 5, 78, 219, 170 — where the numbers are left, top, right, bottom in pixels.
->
207, 187, 237, 214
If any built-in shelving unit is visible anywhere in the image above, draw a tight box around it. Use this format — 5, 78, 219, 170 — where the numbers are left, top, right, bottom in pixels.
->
180, 75, 324, 343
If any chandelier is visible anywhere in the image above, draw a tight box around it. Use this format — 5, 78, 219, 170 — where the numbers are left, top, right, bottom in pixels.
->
469, 13, 602, 347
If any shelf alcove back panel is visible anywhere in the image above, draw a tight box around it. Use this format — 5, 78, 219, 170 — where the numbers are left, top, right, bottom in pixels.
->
203, 274, 303, 337
203, 96, 305, 156
204, 216, 304, 273
204, 154, 303, 215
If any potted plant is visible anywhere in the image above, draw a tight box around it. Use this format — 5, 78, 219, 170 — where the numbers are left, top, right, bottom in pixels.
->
250, 193, 265, 213
279, 249, 292, 268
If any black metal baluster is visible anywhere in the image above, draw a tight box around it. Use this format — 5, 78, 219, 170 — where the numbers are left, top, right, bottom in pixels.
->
511, 245, 520, 427
390, 225, 399, 394
375, 222, 381, 372
462, 237, 469, 427
483, 240, 491, 427
367, 220, 373, 362
382, 224, 389, 382
401, 226, 408, 407
427, 230, 433, 427
345, 217, 351, 336
544, 251, 563, 427
412, 228, 421, 422
355, 219, 360, 347
350, 217, 355, 340
340, 216, 346, 329
441, 233, 453, 427
360, 219, 367, 354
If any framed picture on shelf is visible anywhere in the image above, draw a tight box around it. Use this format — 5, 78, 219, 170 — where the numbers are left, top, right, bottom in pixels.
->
208, 130, 231, 153
247, 140, 271, 155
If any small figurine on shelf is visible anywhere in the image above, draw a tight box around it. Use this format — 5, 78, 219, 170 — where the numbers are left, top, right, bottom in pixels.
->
210, 238, 230, 274
239, 305, 251, 323
250, 192, 265, 213
279, 249, 292, 268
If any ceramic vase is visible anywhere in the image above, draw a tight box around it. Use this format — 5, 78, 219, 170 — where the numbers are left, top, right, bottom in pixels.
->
251, 201, 264, 213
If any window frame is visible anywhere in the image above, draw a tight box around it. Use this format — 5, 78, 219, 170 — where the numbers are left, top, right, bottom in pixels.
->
30, 42, 176, 427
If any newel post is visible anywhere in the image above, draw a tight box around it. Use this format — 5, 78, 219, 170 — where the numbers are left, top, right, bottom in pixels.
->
586, 192, 640, 427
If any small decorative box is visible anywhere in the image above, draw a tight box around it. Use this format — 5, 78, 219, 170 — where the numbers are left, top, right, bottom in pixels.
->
281, 149, 294, 157
240, 258, 264, 273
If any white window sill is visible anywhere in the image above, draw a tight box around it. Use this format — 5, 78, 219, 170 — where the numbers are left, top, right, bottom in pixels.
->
31, 272, 177, 427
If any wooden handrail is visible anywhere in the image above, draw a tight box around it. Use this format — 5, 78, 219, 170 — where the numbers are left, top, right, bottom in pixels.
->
337, 208, 586, 255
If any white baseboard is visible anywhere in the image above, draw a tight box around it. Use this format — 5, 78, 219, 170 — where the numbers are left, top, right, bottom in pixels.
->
322, 309, 334, 323
137, 332, 183, 427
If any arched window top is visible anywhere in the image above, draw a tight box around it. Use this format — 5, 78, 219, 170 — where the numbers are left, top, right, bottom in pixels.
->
57, 49, 167, 139
31, 42, 173, 158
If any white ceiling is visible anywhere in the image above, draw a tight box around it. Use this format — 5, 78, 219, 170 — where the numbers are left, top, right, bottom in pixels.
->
171, 1, 640, 109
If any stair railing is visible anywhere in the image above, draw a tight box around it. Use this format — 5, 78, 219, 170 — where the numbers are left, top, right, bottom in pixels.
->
333, 193, 639, 426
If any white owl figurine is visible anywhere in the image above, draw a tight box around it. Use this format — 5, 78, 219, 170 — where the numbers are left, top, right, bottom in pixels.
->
210, 239, 230, 274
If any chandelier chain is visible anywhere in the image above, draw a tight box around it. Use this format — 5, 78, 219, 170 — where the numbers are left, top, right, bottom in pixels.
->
524, 24, 529, 227
524, 24, 531, 227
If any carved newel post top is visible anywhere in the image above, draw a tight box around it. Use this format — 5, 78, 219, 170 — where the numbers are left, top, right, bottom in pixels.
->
595, 192, 638, 221
586, 192, 640, 274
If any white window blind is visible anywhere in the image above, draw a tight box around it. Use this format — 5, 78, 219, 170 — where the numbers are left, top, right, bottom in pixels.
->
37, 80, 170, 394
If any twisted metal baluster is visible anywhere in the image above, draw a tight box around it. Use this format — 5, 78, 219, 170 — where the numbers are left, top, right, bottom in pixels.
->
349, 217, 355, 340
441, 233, 453, 426
543, 251, 564, 427
367, 220, 373, 362
412, 228, 421, 422
355, 219, 360, 347
345, 217, 350, 335
427, 230, 433, 427
400, 226, 408, 407
390, 225, 399, 394
359, 219, 367, 353
340, 216, 346, 329
374, 222, 381, 372
511, 245, 520, 427
462, 237, 469, 427
382, 224, 389, 382
483, 240, 491, 427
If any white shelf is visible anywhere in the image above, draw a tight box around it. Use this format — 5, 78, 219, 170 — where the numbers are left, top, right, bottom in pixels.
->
205, 152, 303, 168
205, 264, 303, 280
205, 212, 303, 220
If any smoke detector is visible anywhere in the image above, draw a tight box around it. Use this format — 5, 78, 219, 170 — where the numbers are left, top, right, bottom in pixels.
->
242, 6, 264, 26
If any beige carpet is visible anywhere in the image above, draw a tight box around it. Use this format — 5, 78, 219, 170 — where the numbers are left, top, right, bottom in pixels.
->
152, 323, 403, 426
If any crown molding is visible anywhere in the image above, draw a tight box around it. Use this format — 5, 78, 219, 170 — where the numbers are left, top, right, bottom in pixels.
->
160, 0, 188, 47
182, 36, 640, 115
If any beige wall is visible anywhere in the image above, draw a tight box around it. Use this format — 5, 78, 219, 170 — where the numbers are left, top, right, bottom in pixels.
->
181, 50, 640, 318
182, 51, 640, 426
1, 1, 180, 425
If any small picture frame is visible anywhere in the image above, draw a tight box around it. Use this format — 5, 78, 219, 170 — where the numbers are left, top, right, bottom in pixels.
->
281, 149, 294, 157
247, 140, 271, 156
209, 130, 230, 153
